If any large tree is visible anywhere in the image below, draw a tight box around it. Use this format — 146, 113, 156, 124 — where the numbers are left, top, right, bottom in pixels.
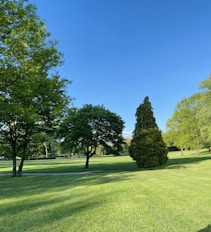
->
0, 0, 70, 176
59, 104, 125, 168
198, 75, 211, 147
165, 76, 211, 153
129, 96, 168, 168
166, 94, 202, 155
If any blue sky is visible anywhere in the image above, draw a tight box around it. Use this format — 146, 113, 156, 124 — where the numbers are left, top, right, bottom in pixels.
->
30, 0, 211, 137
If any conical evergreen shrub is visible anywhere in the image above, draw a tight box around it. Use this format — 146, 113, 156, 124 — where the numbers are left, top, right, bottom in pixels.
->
129, 96, 168, 168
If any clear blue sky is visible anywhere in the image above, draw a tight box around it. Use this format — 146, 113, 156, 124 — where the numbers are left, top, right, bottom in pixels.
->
30, 0, 211, 137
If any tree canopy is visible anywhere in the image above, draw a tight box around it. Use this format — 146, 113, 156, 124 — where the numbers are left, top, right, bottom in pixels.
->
0, 0, 63, 88
129, 96, 168, 168
165, 94, 201, 154
198, 75, 211, 146
164, 75, 211, 154
0, 0, 70, 176
59, 104, 125, 168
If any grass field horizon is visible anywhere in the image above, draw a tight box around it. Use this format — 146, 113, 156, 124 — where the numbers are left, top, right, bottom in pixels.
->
1, 149, 211, 174
0, 150, 211, 231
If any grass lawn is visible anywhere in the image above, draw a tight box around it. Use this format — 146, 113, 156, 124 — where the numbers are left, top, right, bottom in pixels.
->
0, 151, 211, 232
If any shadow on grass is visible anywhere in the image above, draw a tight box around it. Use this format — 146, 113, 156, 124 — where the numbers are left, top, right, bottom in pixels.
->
0, 173, 128, 214
0, 174, 126, 231
198, 224, 211, 232
1, 153, 211, 176
83, 154, 211, 172
165, 155, 211, 169
33, 155, 210, 173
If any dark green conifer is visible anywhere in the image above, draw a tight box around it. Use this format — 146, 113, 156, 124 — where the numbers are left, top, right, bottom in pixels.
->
129, 96, 168, 168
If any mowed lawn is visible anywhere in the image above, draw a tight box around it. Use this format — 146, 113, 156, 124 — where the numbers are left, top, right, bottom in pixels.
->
0, 151, 211, 232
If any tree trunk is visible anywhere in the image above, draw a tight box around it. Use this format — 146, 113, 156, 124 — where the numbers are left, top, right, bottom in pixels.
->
85, 147, 96, 168
85, 153, 90, 168
44, 143, 48, 158
18, 157, 25, 176
196, 141, 200, 156
196, 148, 200, 156
12, 156, 17, 177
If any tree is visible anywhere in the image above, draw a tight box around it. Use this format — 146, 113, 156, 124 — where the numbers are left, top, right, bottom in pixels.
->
0, 0, 62, 88
0, 75, 69, 176
59, 105, 125, 168
166, 94, 202, 155
129, 96, 168, 168
198, 75, 211, 148
0, 0, 70, 176
162, 130, 179, 151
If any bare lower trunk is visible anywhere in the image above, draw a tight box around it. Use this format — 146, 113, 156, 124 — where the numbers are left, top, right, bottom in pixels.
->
18, 157, 25, 176
44, 143, 48, 158
85, 154, 90, 168
196, 148, 200, 156
12, 156, 16, 177
12, 156, 17, 177
84, 147, 96, 169
12, 143, 17, 177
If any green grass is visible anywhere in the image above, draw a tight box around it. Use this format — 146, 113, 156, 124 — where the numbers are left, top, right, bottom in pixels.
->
0, 151, 211, 232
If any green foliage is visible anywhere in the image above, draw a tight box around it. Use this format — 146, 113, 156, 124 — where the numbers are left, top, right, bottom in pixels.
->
198, 75, 211, 146
0, 0, 70, 176
165, 76, 211, 154
166, 94, 202, 153
59, 104, 125, 168
165, 75, 211, 152
0, 0, 63, 87
129, 96, 168, 168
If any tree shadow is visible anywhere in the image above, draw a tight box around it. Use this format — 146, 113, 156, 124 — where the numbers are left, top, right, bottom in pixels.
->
87, 154, 211, 172
21, 154, 211, 173
1, 153, 211, 176
165, 155, 211, 169
197, 224, 211, 232
0, 173, 129, 231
